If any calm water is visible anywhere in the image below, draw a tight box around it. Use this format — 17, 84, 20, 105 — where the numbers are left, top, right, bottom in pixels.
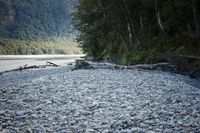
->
0, 55, 85, 72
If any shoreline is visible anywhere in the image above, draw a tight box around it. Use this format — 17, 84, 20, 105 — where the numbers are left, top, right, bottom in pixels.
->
0, 55, 85, 72
0, 66, 200, 132
0, 54, 85, 60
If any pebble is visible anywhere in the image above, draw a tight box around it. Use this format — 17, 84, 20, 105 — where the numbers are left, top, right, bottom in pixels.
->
16, 110, 27, 116
0, 68, 200, 132
46, 100, 53, 104
0, 110, 5, 115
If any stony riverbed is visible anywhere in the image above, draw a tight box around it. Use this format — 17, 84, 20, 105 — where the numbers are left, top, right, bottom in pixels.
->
0, 66, 200, 132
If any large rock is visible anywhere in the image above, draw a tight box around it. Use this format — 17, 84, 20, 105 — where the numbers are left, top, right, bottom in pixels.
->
190, 68, 200, 79
74, 59, 91, 69
172, 55, 200, 72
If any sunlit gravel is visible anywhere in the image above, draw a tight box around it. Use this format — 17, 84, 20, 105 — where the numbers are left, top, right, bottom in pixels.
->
0, 66, 200, 132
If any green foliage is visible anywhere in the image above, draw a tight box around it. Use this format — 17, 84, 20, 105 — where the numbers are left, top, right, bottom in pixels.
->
0, 0, 76, 40
0, 38, 82, 55
73, 0, 200, 65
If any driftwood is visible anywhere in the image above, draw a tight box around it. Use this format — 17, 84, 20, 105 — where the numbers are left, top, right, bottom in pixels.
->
72, 59, 92, 70
174, 55, 200, 60
190, 68, 200, 78
46, 61, 59, 67
73, 60, 176, 72
172, 54, 200, 77
72, 58, 200, 79
19, 64, 40, 70
0, 61, 59, 75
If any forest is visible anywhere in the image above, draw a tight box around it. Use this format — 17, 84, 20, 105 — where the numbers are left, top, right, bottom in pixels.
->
0, 0, 77, 39
0, 0, 80, 55
1, 1, 200, 132
0, 38, 81, 55
73, 0, 200, 65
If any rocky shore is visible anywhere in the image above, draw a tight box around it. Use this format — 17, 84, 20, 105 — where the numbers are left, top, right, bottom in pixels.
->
0, 66, 200, 132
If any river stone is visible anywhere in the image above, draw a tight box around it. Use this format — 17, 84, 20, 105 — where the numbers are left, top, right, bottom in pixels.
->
0, 66, 200, 132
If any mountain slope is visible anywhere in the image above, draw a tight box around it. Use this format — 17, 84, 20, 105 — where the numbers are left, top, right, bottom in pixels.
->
0, 38, 81, 55
0, 0, 76, 39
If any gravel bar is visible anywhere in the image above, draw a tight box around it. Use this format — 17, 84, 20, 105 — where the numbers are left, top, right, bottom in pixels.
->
0, 67, 200, 133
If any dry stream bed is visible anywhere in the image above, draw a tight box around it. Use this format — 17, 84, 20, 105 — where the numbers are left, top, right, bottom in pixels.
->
0, 66, 200, 132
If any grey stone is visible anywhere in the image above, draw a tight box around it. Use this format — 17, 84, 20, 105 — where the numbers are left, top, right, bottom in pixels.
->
0, 66, 200, 132
16, 110, 27, 116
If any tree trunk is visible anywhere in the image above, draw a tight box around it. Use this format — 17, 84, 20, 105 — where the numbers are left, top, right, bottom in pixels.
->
140, 14, 144, 30
157, 11, 165, 33
155, 0, 165, 33
192, 0, 200, 38
97, 0, 106, 19
122, 0, 139, 47
98, 0, 129, 53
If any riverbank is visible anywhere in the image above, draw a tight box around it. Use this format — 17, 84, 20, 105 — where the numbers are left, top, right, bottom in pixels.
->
0, 55, 85, 72
0, 66, 200, 132
0, 38, 82, 55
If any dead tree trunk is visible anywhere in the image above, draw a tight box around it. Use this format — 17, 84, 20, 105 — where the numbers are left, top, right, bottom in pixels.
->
155, 0, 165, 33
46, 61, 59, 67
123, 0, 140, 48
157, 12, 165, 33
192, 0, 200, 38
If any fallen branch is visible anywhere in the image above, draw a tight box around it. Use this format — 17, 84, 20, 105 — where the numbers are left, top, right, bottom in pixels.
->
190, 68, 200, 78
174, 55, 200, 60
172, 54, 200, 75
46, 61, 59, 67
72, 60, 176, 72
0, 61, 59, 75
72, 59, 93, 71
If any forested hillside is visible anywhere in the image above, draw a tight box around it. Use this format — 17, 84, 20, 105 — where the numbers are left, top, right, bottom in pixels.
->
0, 0, 82, 55
73, 0, 200, 65
0, 38, 81, 55
0, 0, 77, 39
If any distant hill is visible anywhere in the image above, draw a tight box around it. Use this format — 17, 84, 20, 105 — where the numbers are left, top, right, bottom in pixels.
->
0, 0, 77, 40
0, 38, 82, 55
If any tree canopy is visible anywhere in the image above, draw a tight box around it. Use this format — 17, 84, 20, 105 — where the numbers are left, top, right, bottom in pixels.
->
73, 0, 200, 65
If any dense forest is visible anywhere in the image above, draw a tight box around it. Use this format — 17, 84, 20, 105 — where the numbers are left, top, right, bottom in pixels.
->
0, 0, 77, 39
73, 0, 200, 65
0, 0, 81, 55
0, 38, 81, 55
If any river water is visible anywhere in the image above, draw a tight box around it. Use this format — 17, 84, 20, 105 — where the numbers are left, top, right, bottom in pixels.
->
0, 55, 85, 72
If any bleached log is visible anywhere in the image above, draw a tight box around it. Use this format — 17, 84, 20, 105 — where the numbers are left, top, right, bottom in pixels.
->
46, 61, 59, 67
190, 68, 200, 78
0, 61, 59, 75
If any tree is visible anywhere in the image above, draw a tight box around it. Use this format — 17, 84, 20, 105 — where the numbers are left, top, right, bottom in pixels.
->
73, 0, 200, 65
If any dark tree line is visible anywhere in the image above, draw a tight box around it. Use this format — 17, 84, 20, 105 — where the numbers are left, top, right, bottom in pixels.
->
73, 0, 200, 65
